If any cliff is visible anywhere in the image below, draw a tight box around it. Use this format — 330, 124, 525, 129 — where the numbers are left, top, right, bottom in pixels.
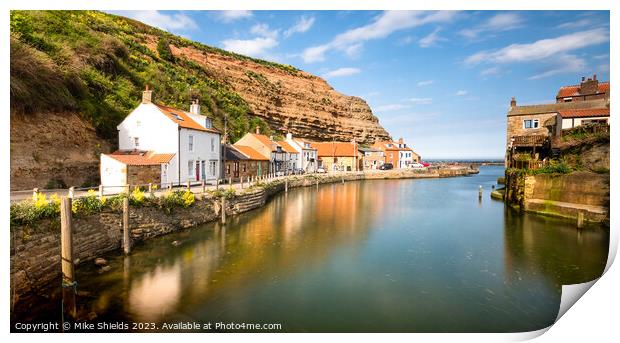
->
10, 11, 391, 190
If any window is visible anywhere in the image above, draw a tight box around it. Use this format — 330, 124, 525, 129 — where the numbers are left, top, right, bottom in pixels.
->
188, 160, 193, 176
188, 135, 194, 152
523, 119, 539, 129
226, 164, 230, 175
209, 161, 217, 177
133, 137, 139, 147
242, 163, 247, 172
210, 137, 215, 152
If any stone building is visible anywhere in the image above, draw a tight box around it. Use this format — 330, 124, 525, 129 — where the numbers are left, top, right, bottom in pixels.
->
506, 75, 610, 167
223, 145, 269, 181
312, 141, 361, 172
358, 147, 384, 170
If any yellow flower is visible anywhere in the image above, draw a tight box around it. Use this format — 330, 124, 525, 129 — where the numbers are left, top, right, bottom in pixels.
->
131, 187, 145, 203
34, 193, 48, 208
182, 190, 195, 207
86, 189, 97, 197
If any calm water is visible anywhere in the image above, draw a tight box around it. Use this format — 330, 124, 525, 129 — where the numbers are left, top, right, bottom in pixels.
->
13, 166, 609, 332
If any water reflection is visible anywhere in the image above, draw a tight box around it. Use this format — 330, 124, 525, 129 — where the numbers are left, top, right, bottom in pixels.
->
13, 166, 609, 332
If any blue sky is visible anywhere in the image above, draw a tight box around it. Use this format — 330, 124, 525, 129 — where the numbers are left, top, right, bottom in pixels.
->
112, 10, 610, 159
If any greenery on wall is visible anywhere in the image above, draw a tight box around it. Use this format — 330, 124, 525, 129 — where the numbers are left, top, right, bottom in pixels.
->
10, 10, 280, 142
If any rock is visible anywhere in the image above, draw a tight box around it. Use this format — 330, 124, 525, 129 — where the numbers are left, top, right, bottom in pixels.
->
171, 240, 181, 247
98, 265, 111, 273
87, 312, 98, 321
94, 258, 107, 266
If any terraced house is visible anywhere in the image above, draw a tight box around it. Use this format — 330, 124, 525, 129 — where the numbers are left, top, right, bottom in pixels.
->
506, 75, 610, 168
100, 87, 221, 193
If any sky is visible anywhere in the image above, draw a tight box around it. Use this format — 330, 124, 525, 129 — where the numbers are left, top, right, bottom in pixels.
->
111, 10, 610, 159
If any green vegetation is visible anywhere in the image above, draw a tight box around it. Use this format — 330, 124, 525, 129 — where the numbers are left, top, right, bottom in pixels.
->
10, 10, 279, 141
10, 188, 198, 229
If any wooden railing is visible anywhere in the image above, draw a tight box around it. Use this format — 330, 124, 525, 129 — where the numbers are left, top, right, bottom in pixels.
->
509, 159, 547, 170
511, 135, 547, 147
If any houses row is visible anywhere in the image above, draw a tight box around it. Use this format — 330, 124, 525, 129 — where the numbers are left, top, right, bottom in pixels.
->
506, 74, 610, 167
100, 87, 421, 190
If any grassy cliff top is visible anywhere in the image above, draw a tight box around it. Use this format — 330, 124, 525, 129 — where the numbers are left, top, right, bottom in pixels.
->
10, 10, 297, 141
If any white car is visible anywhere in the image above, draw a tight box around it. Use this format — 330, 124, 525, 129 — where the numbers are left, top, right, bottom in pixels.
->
408, 163, 426, 169
316, 167, 326, 173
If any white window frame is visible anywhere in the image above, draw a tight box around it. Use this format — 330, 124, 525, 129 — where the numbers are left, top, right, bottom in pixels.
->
188, 135, 194, 152
523, 119, 539, 129
188, 160, 193, 177
134, 137, 139, 148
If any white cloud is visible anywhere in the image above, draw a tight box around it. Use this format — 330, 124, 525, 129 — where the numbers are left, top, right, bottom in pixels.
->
322, 67, 361, 78
460, 13, 523, 39
465, 28, 609, 65
216, 10, 253, 23
284, 16, 316, 38
408, 97, 433, 105
455, 90, 468, 96
419, 28, 445, 48
480, 67, 501, 77
557, 18, 592, 29
527, 54, 586, 80
250, 23, 279, 39
221, 37, 278, 58
417, 80, 434, 86
397, 36, 415, 46
374, 104, 411, 112
117, 10, 198, 32
301, 10, 458, 63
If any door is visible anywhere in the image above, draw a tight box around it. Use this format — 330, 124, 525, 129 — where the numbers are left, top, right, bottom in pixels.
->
233, 162, 239, 178
195, 161, 200, 180
201, 161, 206, 180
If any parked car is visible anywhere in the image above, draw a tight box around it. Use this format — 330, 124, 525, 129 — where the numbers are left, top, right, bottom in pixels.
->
316, 167, 327, 173
294, 168, 306, 175
379, 163, 393, 170
408, 162, 426, 169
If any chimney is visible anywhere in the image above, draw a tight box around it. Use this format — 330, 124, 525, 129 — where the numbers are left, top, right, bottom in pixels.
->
510, 96, 517, 107
580, 75, 599, 95
582, 76, 586, 82
189, 99, 200, 115
398, 137, 404, 145
255, 126, 260, 135
286, 132, 293, 141
142, 85, 152, 104
593, 74, 597, 80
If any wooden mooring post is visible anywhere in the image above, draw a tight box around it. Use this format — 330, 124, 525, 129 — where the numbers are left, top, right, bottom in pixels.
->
285, 178, 288, 193
221, 196, 226, 225
216, 179, 220, 190
123, 197, 131, 255
201, 180, 206, 193
478, 185, 483, 199
577, 211, 585, 229
60, 197, 76, 319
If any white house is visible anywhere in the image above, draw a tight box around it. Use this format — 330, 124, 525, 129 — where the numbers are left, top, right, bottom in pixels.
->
286, 133, 317, 173
100, 87, 221, 192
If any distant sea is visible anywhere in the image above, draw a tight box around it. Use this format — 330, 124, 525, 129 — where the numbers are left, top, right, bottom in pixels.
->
425, 158, 504, 164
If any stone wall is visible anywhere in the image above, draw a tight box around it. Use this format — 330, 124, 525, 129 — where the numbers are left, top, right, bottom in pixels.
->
504, 170, 609, 222
127, 165, 161, 186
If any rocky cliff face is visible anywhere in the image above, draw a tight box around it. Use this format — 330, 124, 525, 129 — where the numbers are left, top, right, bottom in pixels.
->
166, 41, 391, 144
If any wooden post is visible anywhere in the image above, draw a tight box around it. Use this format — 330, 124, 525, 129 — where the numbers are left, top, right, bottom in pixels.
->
187, 180, 191, 190
216, 179, 219, 190
167, 183, 172, 191
98, 184, 104, 198
32, 188, 39, 201
123, 197, 131, 255
68, 186, 75, 199
124, 184, 129, 194
148, 183, 153, 194
241, 176, 244, 189
316, 179, 319, 188
342, 175, 344, 184
229, 177, 232, 189
61, 197, 74, 283
221, 196, 226, 225
60, 197, 76, 320
577, 211, 585, 229
201, 180, 206, 193
285, 178, 288, 193
478, 185, 483, 199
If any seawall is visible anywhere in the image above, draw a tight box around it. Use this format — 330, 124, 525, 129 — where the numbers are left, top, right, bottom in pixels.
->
10, 168, 475, 305
503, 170, 609, 223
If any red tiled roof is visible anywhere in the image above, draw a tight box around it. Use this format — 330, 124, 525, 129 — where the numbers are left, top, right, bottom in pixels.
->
557, 82, 610, 98
233, 145, 269, 160
373, 141, 411, 151
277, 141, 299, 154
155, 104, 220, 133
107, 150, 175, 165
558, 108, 610, 118
311, 142, 357, 157
246, 133, 278, 151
